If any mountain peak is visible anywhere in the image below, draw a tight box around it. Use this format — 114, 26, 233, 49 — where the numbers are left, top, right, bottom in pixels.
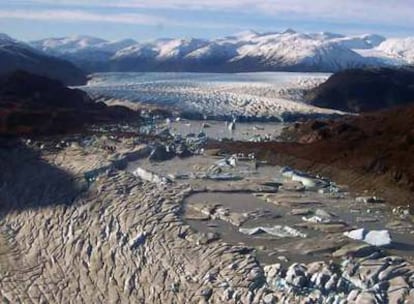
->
69, 35, 106, 42
232, 30, 259, 38
0, 33, 15, 43
282, 28, 297, 34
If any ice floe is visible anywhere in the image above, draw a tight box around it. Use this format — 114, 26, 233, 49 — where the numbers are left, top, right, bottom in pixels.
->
343, 228, 391, 246
239, 225, 307, 238
281, 167, 334, 190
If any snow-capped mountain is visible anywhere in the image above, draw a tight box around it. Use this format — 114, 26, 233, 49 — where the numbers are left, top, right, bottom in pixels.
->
227, 31, 369, 71
375, 37, 414, 64
30, 36, 138, 72
330, 34, 385, 49
31, 36, 137, 54
27, 30, 414, 73
31, 35, 107, 54
0, 34, 86, 85
0, 33, 16, 43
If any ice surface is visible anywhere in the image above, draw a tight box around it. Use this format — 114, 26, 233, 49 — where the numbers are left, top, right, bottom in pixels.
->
239, 225, 307, 238
81, 72, 344, 120
344, 228, 392, 246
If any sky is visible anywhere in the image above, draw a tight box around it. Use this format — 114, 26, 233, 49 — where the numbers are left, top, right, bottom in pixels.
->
0, 0, 413, 41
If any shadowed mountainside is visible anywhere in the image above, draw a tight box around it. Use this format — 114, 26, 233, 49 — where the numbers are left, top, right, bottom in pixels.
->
305, 67, 414, 112
0, 71, 140, 136
0, 43, 86, 85
0, 36, 87, 86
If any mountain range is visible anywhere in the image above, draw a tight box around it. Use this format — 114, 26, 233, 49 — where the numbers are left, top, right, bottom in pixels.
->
29, 29, 414, 73
0, 34, 86, 85
1, 30, 413, 81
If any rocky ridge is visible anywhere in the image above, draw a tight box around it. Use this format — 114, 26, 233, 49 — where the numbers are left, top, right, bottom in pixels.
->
0, 71, 140, 136
305, 67, 414, 112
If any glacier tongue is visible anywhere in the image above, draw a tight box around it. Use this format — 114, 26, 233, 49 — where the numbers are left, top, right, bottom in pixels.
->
82, 72, 345, 121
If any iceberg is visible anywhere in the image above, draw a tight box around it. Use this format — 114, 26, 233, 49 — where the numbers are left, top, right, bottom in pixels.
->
343, 228, 391, 246
239, 225, 307, 238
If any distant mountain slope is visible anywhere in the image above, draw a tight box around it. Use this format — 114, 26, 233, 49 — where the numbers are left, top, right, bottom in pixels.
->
108, 31, 377, 72
226, 31, 369, 72
30, 35, 108, 54
31, 36, 138, 72
376, 37, 414, 64
0, 34, 87, 85
329, 34, 385, 49
304, 67, 414, 112
27, 30, 414, 73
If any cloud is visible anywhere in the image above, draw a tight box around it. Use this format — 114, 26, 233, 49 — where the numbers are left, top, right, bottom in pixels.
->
13, 0, 414, 26
0, 9, 168, 25
253, 0, 413, 25
4, 0, 414, 36
0, 8, 243, 30
118, 0, 414, 26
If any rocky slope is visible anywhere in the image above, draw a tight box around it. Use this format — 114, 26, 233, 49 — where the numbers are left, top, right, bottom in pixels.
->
0, 34, 87, 85
0, 71, 139, 136
28, 30, 414, 73
210, 105, 414, 206
305, 67, 414, 112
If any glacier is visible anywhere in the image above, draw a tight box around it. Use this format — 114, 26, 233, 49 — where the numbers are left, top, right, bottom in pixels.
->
81, 72, 345, 121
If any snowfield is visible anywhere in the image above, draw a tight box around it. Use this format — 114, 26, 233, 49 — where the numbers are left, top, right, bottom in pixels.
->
81, 72, 344, 120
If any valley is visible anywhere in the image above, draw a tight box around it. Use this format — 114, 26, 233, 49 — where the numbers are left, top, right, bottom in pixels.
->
1, 11, 414, 302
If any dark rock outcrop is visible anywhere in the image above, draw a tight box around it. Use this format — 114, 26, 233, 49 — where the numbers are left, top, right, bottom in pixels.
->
0, 71, 139, 136
0, 70, 92, 109
305, 67, 414, 112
